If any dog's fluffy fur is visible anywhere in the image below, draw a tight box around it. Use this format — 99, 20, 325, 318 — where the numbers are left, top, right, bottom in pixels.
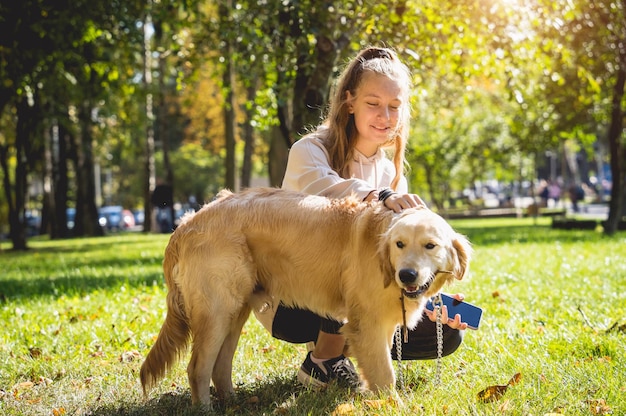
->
140, 187, 471, 406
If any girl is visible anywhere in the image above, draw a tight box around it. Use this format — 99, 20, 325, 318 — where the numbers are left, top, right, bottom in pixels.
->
253, 47, 467, 388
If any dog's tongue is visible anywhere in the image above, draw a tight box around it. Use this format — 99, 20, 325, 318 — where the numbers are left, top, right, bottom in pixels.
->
406, 286, 418, 293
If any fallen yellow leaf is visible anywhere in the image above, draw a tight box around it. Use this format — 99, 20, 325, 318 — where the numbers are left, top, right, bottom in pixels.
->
52, 407, 66, 416
363, 399, 385, 409
477, 372, 522, 403
508, 372, 522, 386
587, 399, 612, 415
14, 381, 34, 390
477, 384, 508, 403
331, 403, 355, 415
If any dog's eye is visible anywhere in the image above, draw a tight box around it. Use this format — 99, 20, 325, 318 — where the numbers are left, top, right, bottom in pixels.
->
425, 243, 436, 250
396, 241, 405, 249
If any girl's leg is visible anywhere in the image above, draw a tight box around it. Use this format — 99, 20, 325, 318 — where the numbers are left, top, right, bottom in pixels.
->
268, 304, 322, 344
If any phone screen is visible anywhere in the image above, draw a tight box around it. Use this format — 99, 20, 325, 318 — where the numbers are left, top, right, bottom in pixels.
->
425, 294, 483, 330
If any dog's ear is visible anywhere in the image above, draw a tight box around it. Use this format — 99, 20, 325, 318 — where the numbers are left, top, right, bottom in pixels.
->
452, 234, 472, 280
378, 238, 395, 288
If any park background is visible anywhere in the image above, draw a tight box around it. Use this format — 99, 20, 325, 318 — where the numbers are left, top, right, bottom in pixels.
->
1, 0, 626, 248
1, 0, 625, 415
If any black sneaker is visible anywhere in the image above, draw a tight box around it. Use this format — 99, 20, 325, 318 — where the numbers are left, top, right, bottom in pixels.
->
297, 351, 360, 389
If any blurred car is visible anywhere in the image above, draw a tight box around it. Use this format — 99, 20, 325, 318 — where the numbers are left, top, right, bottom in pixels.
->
133, 209, 145, 226
121, 209, 136, 229
98, 206, 135, 231
66, 207, 76, 230
25, 211, 42, 236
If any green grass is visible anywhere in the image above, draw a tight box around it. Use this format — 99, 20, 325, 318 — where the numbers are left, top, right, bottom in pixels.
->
1, 218, 625, 415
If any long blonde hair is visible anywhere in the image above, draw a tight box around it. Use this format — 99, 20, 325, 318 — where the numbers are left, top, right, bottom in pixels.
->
321, 47, 412, 191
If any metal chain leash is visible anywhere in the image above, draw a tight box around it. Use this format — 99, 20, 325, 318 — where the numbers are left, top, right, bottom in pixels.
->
397, 291, 445, 389
433, 293, 444, 386
395, 324, 404, 390
396, 290, 409, 390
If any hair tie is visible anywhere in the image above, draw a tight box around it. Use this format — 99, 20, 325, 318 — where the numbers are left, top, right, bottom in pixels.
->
378, 188, 396, 202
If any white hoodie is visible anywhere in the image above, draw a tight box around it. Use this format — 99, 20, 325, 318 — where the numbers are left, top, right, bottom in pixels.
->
281, 127, 408, 199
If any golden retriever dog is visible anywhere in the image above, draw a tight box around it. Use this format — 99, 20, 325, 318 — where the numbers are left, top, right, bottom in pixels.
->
140, 187, 471, 407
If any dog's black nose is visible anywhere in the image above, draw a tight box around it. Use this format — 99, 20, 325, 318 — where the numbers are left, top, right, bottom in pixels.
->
398, 268, 417, 284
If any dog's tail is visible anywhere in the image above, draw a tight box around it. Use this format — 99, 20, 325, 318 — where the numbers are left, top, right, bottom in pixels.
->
140, 237, 190, 396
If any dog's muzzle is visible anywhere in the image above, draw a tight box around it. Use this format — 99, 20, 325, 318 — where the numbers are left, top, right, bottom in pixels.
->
398, 268, 431, 299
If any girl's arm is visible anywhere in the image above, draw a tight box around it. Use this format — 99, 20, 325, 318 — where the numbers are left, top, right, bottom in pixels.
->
282, 137, 375, 199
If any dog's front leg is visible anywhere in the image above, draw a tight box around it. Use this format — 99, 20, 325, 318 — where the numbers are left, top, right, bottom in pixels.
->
344, 321, 396, 392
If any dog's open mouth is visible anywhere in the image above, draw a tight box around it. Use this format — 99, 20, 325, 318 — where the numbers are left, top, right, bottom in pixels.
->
402, 280, 432, 299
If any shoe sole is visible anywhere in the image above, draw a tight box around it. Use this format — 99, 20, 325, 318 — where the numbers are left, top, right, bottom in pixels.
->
296, 368, 328, 389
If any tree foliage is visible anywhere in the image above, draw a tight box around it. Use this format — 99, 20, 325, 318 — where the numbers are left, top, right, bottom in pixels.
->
1, 0, 625, 248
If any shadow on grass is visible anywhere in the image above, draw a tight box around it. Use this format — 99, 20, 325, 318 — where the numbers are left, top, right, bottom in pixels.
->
1, 236, 165, 301
3, 232, 162, 254
86, 378, 353, 416
0, 271, 162, 301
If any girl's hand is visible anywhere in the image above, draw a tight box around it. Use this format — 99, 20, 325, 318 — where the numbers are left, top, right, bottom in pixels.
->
383, 193, 426, 213
424, 293, 469, 330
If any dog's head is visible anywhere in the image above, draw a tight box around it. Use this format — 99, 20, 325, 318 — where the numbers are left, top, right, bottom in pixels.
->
378, 208, 472, 299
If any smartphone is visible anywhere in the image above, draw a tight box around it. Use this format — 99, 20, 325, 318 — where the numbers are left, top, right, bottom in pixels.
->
425, 293, 483, 330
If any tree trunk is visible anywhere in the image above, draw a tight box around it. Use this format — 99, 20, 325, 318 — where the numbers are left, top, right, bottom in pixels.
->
143, 9, 156, 232
268, 125, 289, 187
42, 118, 69, 239
42, 120, 56, 237
5, 96, 32, 250
0, 97, 29, 250
223, 62, 237, 190
0, 144, 15, 242
605, 66, 626, 235
54, 122, 70, 237
143, 118, 156, 233
157, 49, 173, 188
220, 1, 237, 190
156, 54, 174, 228
291, 35, 345, 138
423, 160, 445, 212
73, 101, 104, 237
240, 84, 256, 188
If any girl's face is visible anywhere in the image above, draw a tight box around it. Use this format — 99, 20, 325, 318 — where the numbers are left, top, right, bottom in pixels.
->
346, 72, 405, 156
